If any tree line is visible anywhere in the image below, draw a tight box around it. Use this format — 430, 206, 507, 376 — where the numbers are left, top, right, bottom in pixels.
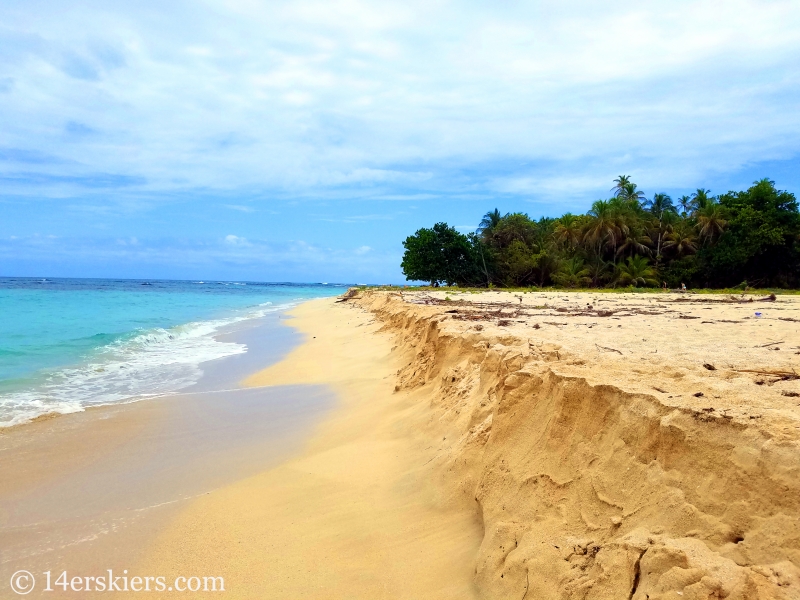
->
400, 177, 800, 288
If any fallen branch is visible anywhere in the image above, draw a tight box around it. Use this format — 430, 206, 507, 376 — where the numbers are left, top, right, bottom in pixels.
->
733, 368, 800, 381
595, 344, 623, 355
758, 341, 785, 348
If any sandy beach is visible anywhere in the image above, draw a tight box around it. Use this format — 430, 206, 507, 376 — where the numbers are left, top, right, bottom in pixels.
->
0, 313, 334, 597
135, 289, 799, 599
4, 289, 800, 599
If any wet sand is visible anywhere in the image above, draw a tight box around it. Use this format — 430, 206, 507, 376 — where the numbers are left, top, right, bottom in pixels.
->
136, 297, 483, 599
0, 312, 333, 597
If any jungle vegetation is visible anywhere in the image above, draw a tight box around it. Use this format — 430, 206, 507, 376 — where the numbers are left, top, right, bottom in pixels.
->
400, 178, 800, 288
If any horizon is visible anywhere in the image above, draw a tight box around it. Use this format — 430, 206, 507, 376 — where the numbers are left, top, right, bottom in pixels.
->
2, 0, 799, 283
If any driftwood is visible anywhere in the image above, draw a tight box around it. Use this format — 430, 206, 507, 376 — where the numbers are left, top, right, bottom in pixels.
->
595, 344, 623, 355
336, 288, 361, 302
734, 369, 799, 381
660, 293, 776, 304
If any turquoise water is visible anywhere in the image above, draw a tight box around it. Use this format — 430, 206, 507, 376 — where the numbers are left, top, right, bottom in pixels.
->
0, 278, 345, 426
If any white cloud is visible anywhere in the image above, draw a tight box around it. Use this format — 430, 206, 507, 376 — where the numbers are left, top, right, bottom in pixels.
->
0, 0, 798, 205
224, 234, 249, 246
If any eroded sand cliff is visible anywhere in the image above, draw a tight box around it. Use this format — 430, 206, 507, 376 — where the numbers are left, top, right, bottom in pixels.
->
350, 289, 800, 599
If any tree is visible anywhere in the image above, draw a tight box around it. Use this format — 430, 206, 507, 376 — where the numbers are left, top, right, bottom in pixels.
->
696, 202, 727, 243
401, 223, 480, 286
644, 193, 675, 264
399, 176, 800, 290
552, 257, 591, 288
677, 195, 692, 216
705, 179, 800, 286
478, 209, 503, 239
619, 182, 646, 205
691, 188, 713, 213
611, 175, 632, 197
554, 213, 584, 251
615, 255, 658, 287
584, 200, 619, 256
663, 220, 698, 258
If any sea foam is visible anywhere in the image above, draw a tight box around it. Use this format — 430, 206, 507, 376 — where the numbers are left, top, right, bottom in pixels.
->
0, 301, 289, 427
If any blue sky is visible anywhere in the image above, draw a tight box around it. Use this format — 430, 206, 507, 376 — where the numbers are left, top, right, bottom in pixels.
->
1, 0, 799, 283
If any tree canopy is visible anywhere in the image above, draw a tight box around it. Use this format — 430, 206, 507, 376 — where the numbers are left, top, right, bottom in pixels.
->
400, 178, 800, 288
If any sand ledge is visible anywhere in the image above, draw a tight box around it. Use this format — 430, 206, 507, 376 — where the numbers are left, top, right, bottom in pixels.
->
349, 289, 800, 600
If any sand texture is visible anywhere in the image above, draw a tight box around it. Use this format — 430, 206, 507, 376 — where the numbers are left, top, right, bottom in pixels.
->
142, 290, 800, 599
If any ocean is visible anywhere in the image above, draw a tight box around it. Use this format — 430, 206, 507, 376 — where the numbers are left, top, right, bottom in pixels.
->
0, 277, 346, 427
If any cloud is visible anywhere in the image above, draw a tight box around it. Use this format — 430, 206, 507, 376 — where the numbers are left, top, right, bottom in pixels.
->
0, 0, 797, 207
224, 234, 250, 246
222, 204, 256, 213
0, 0, 799, 280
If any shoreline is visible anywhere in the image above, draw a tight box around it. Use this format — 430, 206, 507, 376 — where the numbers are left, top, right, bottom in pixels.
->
0, 310, 335, 591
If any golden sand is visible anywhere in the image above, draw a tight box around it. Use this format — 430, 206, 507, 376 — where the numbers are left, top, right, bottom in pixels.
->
139, 290, 800, 599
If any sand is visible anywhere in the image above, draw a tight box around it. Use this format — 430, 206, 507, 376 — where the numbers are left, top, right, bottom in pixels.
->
139, 289, 800, 599
137, 298, 483, 598
0, 315, 332, 597
6, 290, 798, 598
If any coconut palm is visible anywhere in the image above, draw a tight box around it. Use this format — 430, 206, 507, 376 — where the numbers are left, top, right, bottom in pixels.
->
662, 221, 698, 257
677, 195, 692, 216
552, 257, 591, 288
554, 213, 584, 250
644, 193, 675, 263
585, 254, 612, 287
645, 193, 674, 218
696, 202, 727, 243
615, 227, 653, 260
478, 208, 503, 239
620, 182, 646, 205
691, 188, 713, 213
583, 200, 619, 256
611, 175, 632, 197
615, 255, 658, 287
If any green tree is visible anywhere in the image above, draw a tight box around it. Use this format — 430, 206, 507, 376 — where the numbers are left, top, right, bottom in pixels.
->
677, 195, 692, 216
477, 209, 503, 240
705, 179, 800, 286
615, 255, 658, 287
552, 257, 591, 288
401, 223, 480, 286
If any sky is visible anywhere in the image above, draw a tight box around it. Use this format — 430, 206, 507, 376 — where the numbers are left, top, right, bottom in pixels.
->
1, 0, 799, 283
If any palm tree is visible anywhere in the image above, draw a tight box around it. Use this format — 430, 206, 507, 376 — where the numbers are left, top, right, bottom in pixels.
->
615, 255, 658, 287
611, 175, 632, 197
583, 200, 619, 256
620, 182, 646, 205
677, 195, 692, 216
662, 221, 698, 257
644, 193, 675, 263
478, 209, 503, 239
696, 202, 727, 243
554, 213, 583, 250
552, 257, 591, 288
585, 254, 611, 287
615, 227, 653, 260
691, 188, 713, 213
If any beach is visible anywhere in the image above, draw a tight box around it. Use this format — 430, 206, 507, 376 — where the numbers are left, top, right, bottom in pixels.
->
3, 289, 800, 598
